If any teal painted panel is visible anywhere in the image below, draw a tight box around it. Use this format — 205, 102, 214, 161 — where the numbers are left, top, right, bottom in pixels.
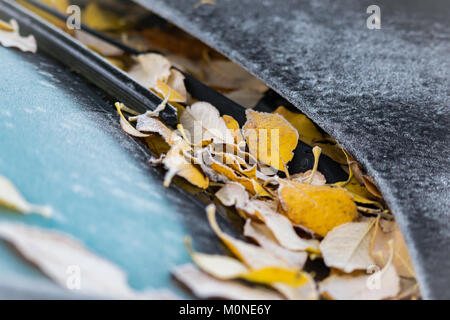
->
0, 47, 222, 297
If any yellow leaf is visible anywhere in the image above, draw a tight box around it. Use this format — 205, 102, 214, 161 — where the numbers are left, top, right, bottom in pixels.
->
222, 115, 244, 146
144, 135, 171, 158
0, 20, 14, 31
337, 177, 382, 208
243, 110, 298, 174
166, 69, 187, 102
186, 238, 308, 287
83, 3, 126, 31
210, 149, 257, 180
106, 57, 125, 70
115, 103, 150, 138
0, 175, 52, 217
155, 79, 186, 103
215, 182, 319, 252
202, 149, 267, 195
162, 142, 209, 189
334, 151, 383, 208
17, 0, 69, 30
278, 181, 358, 237
274, 106, 347, 164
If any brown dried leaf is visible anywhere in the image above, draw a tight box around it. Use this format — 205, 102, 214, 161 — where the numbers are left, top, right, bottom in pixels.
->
370, 219, 416, 278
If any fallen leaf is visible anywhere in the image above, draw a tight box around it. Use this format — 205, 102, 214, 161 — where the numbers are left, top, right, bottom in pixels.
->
203, 150, 267, 195
274, 106, 347, 164
166, 69, 187, 102
180, 102, 234, 144
215, 182, 319, 251
336, 176, 382, 208
145, 135, 171, 157
0, 19, 37, 53
155, 79, 186, 103
0, 175, 52, 217
207, 204, 287, 269
346, 155, 383, 199
334, 150, 383, 208
200, 59, 268, 92
215, 181, 249, 207
370, 220, 416, 278
0, 20, 14, 31
128, 53, 171, 89
106, 57, 125, 70
244, 220, 308, 268
243, 110, 298, 174
319, 241, 400, 300
291, 170, 326, 186
361, 175, 383, 199
257, 209, 320, 252
319, 266, 400, 300
172, 264, 282, 300
0, 222, 170, 299
74, 30, 123, 56
135, 113, 182, 147
278, 181, 358, 237
391, 225, 415, 278
291, 146, 325, 185
115, 103, 150, 138
161, 142, 209, 189
397, 277, 420, 300
17, 0, 69, 30
83, 2, 127, 31
208, 147, 257, 180
223, 115, 245, 146
273, 276, 319, 300
186, 239, 308, 287
320, 220, 376, 273
224, 89, 265, 108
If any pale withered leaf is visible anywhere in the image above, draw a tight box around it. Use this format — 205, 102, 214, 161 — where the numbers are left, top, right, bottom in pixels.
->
0, 175, 52, 217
